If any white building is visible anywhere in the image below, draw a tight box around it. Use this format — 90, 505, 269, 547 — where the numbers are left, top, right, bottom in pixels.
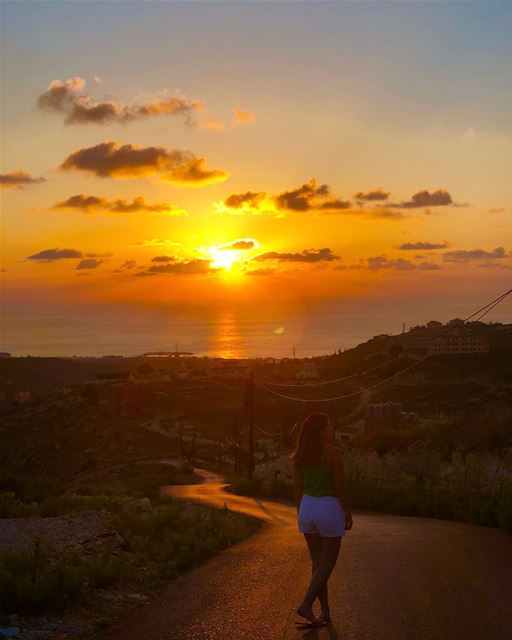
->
428, 334, 489, 355
296, 362, 320, 380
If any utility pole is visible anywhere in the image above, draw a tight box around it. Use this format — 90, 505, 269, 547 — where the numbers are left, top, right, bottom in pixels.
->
247, 370, 255, 479
192, 425, 196, 465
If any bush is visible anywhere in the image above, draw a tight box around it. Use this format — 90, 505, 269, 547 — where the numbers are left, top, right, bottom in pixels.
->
0, 502, 260, 616
0, 538, 90, 615
344, 449, 512, 531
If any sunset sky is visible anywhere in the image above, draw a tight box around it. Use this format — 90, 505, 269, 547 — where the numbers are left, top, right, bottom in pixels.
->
1, 1, 511, 356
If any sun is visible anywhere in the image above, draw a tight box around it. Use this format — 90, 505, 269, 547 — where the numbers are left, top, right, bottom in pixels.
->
209, 248, 239, 271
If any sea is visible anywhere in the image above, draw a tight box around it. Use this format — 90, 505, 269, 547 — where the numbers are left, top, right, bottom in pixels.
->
2, 293, 510, 359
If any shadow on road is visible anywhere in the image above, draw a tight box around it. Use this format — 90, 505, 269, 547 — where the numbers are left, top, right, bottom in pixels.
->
300, 624, 343, 640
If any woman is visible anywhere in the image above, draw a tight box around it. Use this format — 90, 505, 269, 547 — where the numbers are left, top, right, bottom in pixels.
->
291, 412, 353, 628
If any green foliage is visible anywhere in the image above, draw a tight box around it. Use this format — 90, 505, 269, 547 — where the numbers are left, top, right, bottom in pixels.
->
74, 464, 199, 502
0, 538, 91, 615
344, 449, 512, 532
0, 503, 259, 616
0, 464, 199, 518
113, 504, 259, 583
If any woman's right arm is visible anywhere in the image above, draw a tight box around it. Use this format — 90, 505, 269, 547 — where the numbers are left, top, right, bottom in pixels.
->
331, 447, 353, 530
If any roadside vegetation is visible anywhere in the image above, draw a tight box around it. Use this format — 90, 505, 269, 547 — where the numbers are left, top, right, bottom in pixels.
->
0, 464, 260, 626
228, 407, 512, 534
0, 464, 198, 518
0, 504, 259, 617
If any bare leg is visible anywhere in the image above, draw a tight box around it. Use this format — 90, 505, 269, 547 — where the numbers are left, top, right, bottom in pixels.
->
299, 537, 341, 613
304, 534, 330, 621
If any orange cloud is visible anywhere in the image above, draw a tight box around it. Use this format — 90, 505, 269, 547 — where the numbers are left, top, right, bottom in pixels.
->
254, 248, 339, 263
390, 189, 453, 209
217, 179, 350, 215
138, 258, 217, 276
53, 194, 186, 215
1, 170, 46, 189
60, 141, 228, 186
231, 108, 255, 127
354, 188, 390, 202
38, 77, 203, 126
163, 157, 229, 187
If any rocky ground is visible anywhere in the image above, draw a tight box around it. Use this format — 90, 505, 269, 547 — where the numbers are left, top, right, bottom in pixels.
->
0, 510, 121, 555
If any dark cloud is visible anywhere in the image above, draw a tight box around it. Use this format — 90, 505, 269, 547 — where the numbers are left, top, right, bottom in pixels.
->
85, 252, 112, 258
254, 248, 339, 263
26, 248, 82, 261
151, 255, 176, 263
366, 256, 441, 271
393, 189, 453, 209
138, 259, 216, 276
274, 179, 350, 212
220, 240, 256, 250
224, 191, 267, 209
53, 193, 184, 214
1, 170, 46, 190
37, 77, 202, 126
399, 241, 449, 251
443, 247, 506, 262
59, 141, 228, 185
76, 258, 106, 270
488, 207, 506, 214
354, 189, 390, 202
119, 260, 137, 270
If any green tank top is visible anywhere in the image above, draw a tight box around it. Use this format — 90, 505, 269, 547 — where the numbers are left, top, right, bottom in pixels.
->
302, 457, 337, 497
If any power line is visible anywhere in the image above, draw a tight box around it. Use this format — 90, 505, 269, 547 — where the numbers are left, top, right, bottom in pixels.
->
255, 287, 511, 392
254, 420, 298, 438
254, 287, 512, 404
255, 356, 401, 388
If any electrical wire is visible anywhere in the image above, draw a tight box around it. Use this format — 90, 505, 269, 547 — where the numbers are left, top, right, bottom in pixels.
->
254, 420, 298, 438
255, 356, 401, 388
254, 287, 512, 404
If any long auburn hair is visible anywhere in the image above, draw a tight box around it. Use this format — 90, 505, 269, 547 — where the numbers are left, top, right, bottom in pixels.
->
290, 412, 330, 467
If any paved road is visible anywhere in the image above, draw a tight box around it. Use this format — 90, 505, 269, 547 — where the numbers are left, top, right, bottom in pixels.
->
109, 469, 512, 640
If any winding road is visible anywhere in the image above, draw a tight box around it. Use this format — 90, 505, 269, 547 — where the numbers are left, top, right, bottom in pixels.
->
109, 469, 512, 640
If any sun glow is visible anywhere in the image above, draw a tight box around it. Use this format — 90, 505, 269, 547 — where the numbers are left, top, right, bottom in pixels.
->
210, 249, 239, 271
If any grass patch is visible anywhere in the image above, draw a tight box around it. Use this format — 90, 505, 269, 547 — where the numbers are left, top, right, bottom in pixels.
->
72, 463, 199, 502
344, 449, 512, 533
0, 503, 260, 616
0, 463, 199, 518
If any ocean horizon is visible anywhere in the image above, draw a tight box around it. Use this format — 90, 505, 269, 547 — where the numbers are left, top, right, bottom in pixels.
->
2, 294, 510, 359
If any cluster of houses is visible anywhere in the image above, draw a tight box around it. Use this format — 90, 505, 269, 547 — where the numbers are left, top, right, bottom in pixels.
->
401, 320, 490, 355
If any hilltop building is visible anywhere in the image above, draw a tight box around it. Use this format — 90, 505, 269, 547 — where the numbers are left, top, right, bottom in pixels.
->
296, 362, 320, 380
428, 333, 489, 355
402, 322, 490, 355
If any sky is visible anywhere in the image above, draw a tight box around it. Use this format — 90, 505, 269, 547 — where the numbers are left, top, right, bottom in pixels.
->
1, 1, 511, 356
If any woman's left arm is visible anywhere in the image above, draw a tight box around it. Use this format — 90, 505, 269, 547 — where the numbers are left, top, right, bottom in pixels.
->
293, 462, 303, 513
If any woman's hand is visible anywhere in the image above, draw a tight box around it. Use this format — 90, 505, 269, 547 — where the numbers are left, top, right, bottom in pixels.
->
345, 512, 353, 531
